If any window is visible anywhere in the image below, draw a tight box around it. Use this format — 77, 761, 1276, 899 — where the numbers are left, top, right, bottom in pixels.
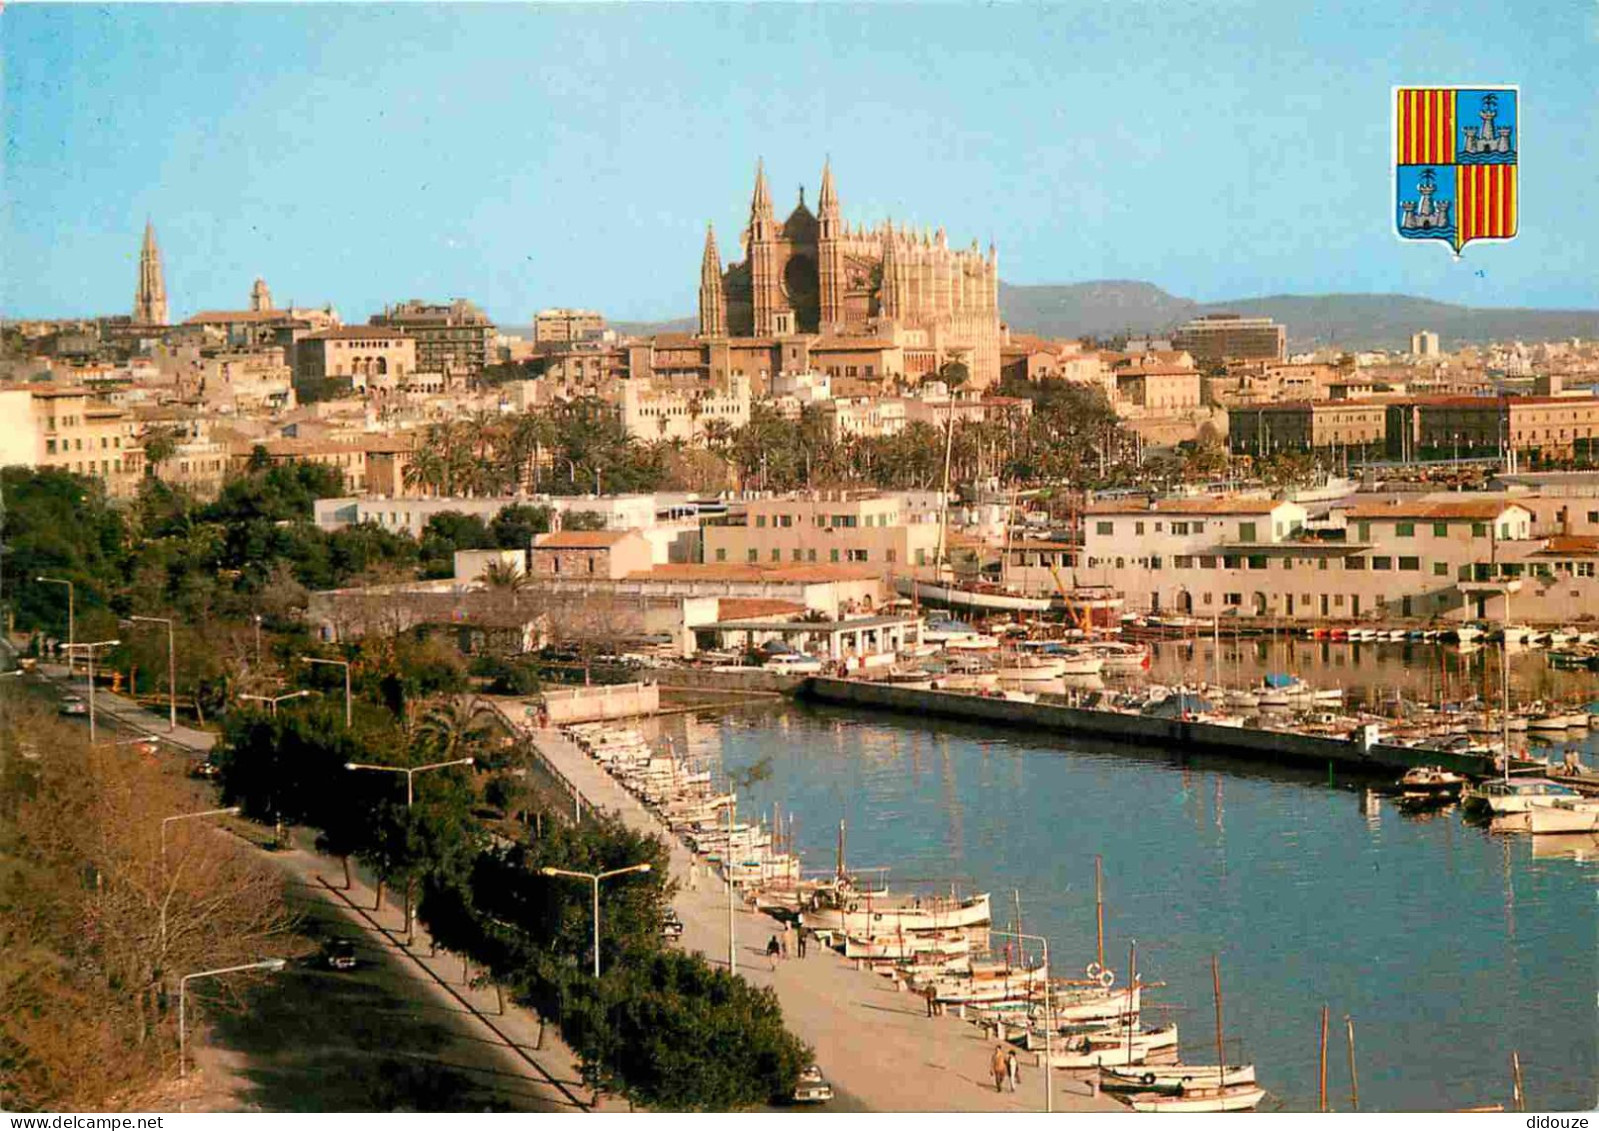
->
1096, 522, 1113, 536
1318, 558, 1328, 570
1433, 522, 1449, 537
1372, 556, 1392, 570
1248, 555, 1267, 570
1135, 521, 1145, 535
886, 549, 897, 564
1238, 522, 1257, 542
756, 515, 767, 528
46, 440, 56, 454
747, 549, 758, 563
1199, 556, 1217, 569
847, 549, 869, 563
1334, 594, 1346, 607
1202, 592, 1213, 604
771, 549, 781, 562
1154, 523, 1163, 533
1499, 524, 1510, 539
1588, 511, 1598, 524
1399, 556, 1420, 571
1223, 555, 1241, 569
1357, 522, 1371, 542
1224, 593, 1242, 606
1472, 522, 1488, 537
1396, 522, 1415, 537
808, 549, 817, 562
792, 549, 803, 562
830, 549, 840, 563
1172, 522, 1189, 535
1433, 561, 1449, 576
1281, 557, 1293, 570
1346, 557, 1366, 570
1174, 555, 1194, 568
587, 555, 596, 574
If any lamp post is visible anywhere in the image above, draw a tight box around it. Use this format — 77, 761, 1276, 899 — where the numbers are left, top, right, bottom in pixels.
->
127, 615, 177, 731
159, 806, 242, 958
345, 757, 475, 940
299, 656, 351, 727
540, 863, 653, 977
179, 958, 286, 1079
989, 929, 1054, 1112
239, 689, 314, 717
35, 576, 74, 673
253, 614, 263, 667
63, 639, 118, 742
727, 792, 738, 974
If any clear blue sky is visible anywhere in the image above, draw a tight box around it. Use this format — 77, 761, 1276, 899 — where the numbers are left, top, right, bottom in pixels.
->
4, 2, 1596, 325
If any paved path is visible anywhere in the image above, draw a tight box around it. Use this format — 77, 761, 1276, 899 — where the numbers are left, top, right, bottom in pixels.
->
529, 726, 1124, 1113
34, 661, 218, 753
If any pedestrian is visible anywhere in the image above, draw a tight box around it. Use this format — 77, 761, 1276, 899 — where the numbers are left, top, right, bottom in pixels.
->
766, 934, 780, 971
924, 983, 938, 1018
1006, 1047, 1020, 1093
688, 861, 699, 891
990, 1044, 1008, 1093
797, 930, 808, 958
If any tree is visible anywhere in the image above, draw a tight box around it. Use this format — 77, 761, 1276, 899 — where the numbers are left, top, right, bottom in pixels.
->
490, 503, 553, 550
141, 426, 179, 471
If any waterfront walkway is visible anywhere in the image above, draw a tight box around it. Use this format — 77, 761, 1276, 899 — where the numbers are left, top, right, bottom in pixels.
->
528, 725, 1124, 1113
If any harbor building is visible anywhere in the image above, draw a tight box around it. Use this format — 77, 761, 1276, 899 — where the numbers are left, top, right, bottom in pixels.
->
1386, 395, 1599, 462
702, 490, 942, 571
1229, 402, 1388, 455
1081, 495, 1542, 621
1171, 314, 1285, 365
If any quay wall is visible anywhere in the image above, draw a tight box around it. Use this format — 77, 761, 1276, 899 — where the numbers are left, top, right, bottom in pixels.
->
801, 677, 1496, 777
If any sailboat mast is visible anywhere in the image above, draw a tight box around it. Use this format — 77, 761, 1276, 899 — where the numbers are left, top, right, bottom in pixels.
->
1501, 585, 1512, 783
1318, 1003, 1330, 1112
1125, 940, 1137, 1062
1094, 855, 1105, 971
836, 819, 846, 881
1213, 955, 1227, 1090
936, 393, 956, 572
1346, 1015, 1360, 1112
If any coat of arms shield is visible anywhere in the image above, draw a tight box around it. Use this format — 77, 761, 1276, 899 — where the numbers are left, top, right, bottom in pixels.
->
1394, 86, 1518, 255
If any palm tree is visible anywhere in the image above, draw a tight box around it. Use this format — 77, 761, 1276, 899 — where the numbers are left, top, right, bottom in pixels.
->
415, 695, 499, 763
479, 559, 528, 592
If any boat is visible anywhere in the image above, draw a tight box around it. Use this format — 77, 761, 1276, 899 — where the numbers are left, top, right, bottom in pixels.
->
894, 575, 1052, 614
995, 654, 1067, 682
843, 931, 974, 962
1461, 776, 1581, 816
1124, 1082, 1268, 1112
1034, 1023, 1180, 1069
1395, 765, 1468, 799
879, 670, 936, 690
1448, 624, 1485, 645
1099, 1063, 1257, 1093
804, 884, 993, 937
1087, 640, 1151, 674
1525, 798, 1599, 835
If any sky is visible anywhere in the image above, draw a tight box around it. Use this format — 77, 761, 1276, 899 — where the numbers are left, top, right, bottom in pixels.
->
3, 1, 1597, 326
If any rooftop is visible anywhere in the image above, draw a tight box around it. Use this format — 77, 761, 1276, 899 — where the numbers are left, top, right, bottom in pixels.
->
534, 530, 638, 549
1085, 496, 1289, 516
628, 563, 880, 584
304, 326, 416, 341
1341, 500, 1528, 520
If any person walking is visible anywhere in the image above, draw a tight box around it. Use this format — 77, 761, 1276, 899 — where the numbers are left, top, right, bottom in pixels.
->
990, 1044, 1009, 1093
766, 934, 780, 971
1005, 1047, 1020, 1093
925, 983, 938, 1018
797, 929, 808, 958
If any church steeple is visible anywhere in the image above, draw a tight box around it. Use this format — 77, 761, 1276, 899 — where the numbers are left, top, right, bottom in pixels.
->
817, 158, 844, 333
698, 224, 726, 338
750, 158, 774, 228
749, 160, 780, 336
818, 158, 839, 220
133, 220, 169, 326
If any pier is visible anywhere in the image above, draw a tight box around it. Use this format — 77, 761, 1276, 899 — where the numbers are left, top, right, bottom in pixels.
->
800, 677, 1502, 777
524, 724, 1124, 1113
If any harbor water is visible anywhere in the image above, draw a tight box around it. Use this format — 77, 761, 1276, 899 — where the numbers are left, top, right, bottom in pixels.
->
643, 703, 1599, 1113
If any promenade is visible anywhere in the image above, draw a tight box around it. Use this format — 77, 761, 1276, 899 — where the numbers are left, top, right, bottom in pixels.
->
527, 723, 1124, 1113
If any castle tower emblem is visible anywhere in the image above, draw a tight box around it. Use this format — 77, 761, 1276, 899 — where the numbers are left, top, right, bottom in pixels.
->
1393, 85, 1518, 255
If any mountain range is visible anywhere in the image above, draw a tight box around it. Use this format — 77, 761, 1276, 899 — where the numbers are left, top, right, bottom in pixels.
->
526, 282, 1599, 352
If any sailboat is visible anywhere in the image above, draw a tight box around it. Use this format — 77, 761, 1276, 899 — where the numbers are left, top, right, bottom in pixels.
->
1119, 956, 1266, 1112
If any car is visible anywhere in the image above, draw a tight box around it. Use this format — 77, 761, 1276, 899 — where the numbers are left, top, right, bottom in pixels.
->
661, 910, 685, 940
324, 938, 358, 970
188, 760, 220, 779
58, 696, 89, 717
764, 654, 824, 675
792, 1064, 834, 1104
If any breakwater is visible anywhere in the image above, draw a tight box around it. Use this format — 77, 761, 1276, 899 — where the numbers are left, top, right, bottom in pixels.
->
800, 677, 1498, 777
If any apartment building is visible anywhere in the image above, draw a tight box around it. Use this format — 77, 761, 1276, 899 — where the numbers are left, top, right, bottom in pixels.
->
1229, 402, 1387, 455
1082, 495, 1537, 621
0, 386, 146, 497
619, 375, 751, 443
703, 491, 941, 569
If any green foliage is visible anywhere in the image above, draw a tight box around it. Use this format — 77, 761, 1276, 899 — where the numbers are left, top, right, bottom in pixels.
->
470, 654, 542, 696
1, 468, 125, 635
419, 511, 494, 578
561, 510, 608, 532
490, 503, 553, 549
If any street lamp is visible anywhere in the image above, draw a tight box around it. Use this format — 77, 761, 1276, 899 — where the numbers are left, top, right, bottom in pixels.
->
35, 576, 74, 673
346, 757, 475, 940
62, 639, 119, 742
178, 958, 286, 1079
160, 806, 242, 957
299, 656, 351, 727
989, 928, 1055, 1112
540, 863, 653, 977
126, 615, 177, 731
239, 689, 315, 717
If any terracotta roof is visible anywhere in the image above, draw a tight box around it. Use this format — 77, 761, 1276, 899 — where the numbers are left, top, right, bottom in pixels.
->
715, 598, 808, 620
1342, 500, 1528, 520
535, 530, 636, 549
303, 327, 415, 341
184, 310, 291, 324
247, 435, 415, 456
626, 563, 880, 583
1537, 536, 1599, 556
1085, 497, 1287, 516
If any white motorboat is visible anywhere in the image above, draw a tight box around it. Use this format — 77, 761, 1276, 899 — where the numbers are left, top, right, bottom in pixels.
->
944, 633, 1001, 652
1526, 798, 1599, 835
996, 654, 1067, 681
1124, 1082, 1267, 1112
1311, 686, 1345, 703
1450, 625, 1485, 645
1461, 776, 1581, 816
1089, 640, 1151, 674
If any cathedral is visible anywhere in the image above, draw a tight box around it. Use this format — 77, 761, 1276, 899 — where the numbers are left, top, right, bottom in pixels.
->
698, 161, 1003, 388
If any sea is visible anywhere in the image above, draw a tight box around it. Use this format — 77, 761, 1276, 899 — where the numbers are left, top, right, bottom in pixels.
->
640, 643, 1599, 1112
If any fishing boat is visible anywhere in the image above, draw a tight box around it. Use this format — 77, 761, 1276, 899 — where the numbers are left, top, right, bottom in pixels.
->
1034, 1023, 1180, 1069
842, 931, 974, 962
804, 884, 993, 937
894, 575, 1052, 614
1099, 1063, 1257, 1093
1394, 765, 1468, 800
1124, 1082, 1268, 1112
919, 958, 1050, 1004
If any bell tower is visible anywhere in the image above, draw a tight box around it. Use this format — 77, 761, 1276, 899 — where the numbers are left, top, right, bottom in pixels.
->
817, 160, 844, 333
748, 159, 779, 337
133, 220, 169, 326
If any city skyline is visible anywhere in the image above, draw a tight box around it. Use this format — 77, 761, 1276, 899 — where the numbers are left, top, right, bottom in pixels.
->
4, 1, 1597, 325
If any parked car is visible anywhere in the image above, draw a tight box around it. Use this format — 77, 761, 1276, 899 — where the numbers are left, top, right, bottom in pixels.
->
661, 910, 685, 939
792, 1064, 834, 1104
764, 654, 824, 675
58, 695, 89, 717
324, 938, 358, 971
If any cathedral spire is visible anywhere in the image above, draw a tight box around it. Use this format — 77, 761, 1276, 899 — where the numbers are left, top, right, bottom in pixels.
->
698, 223, 726, 338
133, 219, 169, 326
818, 158, 839, 218
750, 158, 774, 222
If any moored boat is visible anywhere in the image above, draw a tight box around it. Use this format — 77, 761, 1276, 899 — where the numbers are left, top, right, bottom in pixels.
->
1099, 1063, 1257, 1093
1124, 1082, 1267, 1112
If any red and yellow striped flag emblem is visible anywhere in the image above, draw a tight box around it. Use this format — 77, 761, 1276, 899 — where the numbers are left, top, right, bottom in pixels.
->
1396, 88, 1456, 165
1456, 164, 1518, 246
